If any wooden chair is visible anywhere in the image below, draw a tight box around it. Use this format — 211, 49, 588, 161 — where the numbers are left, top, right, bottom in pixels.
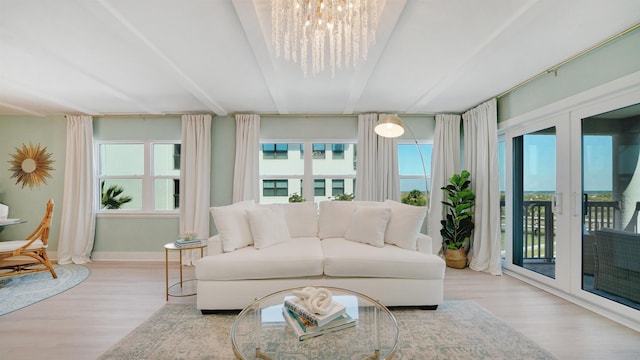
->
0, 199, 57, 279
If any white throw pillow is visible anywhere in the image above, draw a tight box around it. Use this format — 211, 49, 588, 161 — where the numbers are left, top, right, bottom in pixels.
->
318, 201, 384, 239
318, 201, 357, 239
210, 200, 255, 252
274, 202, 319, 237
247, 206, 291, 249
384, 199, 427, 251
344, 206, 391, 247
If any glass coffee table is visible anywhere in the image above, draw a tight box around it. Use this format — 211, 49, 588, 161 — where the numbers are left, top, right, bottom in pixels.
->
231, 286, 398, 360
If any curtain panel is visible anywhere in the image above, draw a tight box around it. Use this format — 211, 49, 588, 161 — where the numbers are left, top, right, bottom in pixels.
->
180, 114, 211, 265
463, 98, 502, 275
232, 114, 261, 203
427, 114, 461, 255
58, 115, 96, 264
355, 114, 400, 202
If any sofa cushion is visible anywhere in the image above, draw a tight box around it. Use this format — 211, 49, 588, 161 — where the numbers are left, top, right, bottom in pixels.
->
247, 206, 291, 249
384, 200, 427, 251
210, 200, 255, 252
196, 238, 323, 280
318, 201, 384, 239
344, 206, 391, 247
322, 238, 445, 280
269, 202, 319, 237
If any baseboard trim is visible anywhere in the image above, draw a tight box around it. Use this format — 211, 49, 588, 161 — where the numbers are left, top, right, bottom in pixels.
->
48, 251, 182, 262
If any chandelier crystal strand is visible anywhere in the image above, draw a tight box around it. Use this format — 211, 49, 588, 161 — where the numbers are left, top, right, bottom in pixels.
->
352, 0, 360, 67
272, 0, 377, 77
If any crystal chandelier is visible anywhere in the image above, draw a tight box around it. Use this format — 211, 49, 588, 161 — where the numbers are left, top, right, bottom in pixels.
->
271, 0, 378, 77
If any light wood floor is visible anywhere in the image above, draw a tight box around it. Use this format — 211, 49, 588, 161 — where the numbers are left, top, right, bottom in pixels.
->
0, 262, 639, 360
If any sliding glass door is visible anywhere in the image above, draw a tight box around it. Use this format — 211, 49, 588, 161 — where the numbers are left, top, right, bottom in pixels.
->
512, 127, 558, 278
581, 104, 640, 310
507, 117, 571, 286
502, 86, 640, 325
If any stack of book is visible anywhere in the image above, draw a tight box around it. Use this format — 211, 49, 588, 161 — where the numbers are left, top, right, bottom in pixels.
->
174, 238, 202, 248
282, 296, 355, 341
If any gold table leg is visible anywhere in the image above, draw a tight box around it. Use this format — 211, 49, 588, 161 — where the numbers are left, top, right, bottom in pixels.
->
165, 248, 169, 301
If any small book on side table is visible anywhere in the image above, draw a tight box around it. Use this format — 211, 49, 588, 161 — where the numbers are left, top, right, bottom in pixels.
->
174, 238, 203, 248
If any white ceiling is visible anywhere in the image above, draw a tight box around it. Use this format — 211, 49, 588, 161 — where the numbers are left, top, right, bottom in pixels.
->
0, 0, 639, 117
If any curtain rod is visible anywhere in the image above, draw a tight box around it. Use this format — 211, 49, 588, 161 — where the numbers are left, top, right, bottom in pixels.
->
257, 113, 436, 117
90, 113, 207, 118
496, 22, 640, 99
84, 113, 436, 119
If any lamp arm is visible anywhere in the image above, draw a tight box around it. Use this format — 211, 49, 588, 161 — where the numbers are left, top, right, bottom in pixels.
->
403, 122, 429, 196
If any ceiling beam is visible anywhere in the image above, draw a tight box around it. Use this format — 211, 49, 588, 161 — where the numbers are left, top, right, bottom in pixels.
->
97, 0, 227, 115
343, 0, 407, 114
406, 0, 540, 113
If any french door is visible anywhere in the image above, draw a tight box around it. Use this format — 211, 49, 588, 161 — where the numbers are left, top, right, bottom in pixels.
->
502, 83, 640, 327
579, 103, 640, 310
506, 116, 571, 287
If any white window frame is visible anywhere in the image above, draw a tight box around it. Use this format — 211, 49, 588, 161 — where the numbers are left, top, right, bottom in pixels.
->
96, 140, 180, 217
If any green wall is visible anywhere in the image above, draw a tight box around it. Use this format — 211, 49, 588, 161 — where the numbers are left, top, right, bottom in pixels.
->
0, 115, 238, 257
498, 27, 640, 122
0, 116, 66, 250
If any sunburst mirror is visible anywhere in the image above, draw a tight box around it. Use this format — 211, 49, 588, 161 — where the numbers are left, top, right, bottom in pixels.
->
8, 143, 55, 189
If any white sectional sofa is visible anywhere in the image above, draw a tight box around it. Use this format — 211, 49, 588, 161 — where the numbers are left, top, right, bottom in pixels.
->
196, 199, 446, 312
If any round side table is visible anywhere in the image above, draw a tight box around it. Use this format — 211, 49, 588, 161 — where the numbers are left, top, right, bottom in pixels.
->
164, 241, 207, 301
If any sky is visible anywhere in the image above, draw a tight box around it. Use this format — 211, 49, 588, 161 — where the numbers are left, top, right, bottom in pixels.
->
522, 135, 613, 192
398, 136, 614, 193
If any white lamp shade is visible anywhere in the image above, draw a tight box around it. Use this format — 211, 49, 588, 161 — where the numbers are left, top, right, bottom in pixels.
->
374, 115, 405, 138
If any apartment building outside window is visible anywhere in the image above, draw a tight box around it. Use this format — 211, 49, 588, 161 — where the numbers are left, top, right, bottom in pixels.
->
260, 142, 356, 204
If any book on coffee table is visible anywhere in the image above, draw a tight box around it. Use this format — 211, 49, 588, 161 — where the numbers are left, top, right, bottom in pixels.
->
283, 296, 346, 327
282, 307, 356, 341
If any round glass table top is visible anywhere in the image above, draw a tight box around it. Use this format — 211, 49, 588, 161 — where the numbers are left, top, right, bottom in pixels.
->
231, 286, 398, 360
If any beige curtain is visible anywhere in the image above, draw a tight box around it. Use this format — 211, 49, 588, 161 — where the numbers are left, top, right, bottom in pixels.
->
179, 114, 211, 265
233, 114, 261, 203
427, 114, 461, 254
58, 115, 96, 264
355, 113, 400, 201
463, 99, 502, 275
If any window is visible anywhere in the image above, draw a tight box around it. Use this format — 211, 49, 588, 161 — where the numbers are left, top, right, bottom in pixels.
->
314, 179, 326, 196
300, 143, 329, 159
259, 142, 356, 204
332, 179, 345, 196
398, 143, 432, 204
312, 143, 326, 159
262, 143, 288, 159
263, 179, 288, 197
332, 144, 345, 159
98, 141, 180, 212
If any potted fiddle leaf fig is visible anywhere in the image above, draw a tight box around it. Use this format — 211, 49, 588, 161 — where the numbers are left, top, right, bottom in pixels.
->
440, 170, 475, 268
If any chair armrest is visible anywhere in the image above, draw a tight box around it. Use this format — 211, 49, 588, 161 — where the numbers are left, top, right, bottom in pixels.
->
416, 233, 433, 255
207, 235, 223, 256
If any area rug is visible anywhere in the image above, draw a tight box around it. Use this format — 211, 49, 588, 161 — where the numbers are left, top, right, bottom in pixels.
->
98, 300, 556, 360
0, 264, 90, 316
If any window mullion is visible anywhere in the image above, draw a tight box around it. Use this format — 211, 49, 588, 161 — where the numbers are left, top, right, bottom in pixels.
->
302, 140, 314, 200
143, 142, 153, 211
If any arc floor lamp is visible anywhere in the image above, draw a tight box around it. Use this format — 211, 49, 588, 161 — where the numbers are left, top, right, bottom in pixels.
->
374, 115, 429, 197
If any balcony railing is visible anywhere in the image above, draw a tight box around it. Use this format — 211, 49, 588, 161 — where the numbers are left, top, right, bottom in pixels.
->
500, 199, 621, 261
